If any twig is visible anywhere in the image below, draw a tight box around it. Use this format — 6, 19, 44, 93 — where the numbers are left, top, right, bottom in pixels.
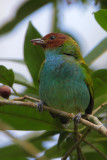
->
74, 121, 81, 160
61, 129, 91, 160
92, 102, 107, 115
74, 121, 86, 160
84, 140, 107, 160
87, 115, 103, 125
12, 87, 21, 97
0, 99, 107, 137
64, 126, 86, 133
12, 95, 39, 102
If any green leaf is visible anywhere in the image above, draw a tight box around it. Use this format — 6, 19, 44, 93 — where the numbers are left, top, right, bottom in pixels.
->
36, 130, 59, 139
6, 158, 27, 160
0, 104, 62, 131
94, 84, 107, 98
85, 152, 105, 160
94, 100, 107, 116
92, 69, 107, 97
94, 93, 107, 113
23, 87, 39, 97
91, 69, 107, 110
15, 72, 29, 84
14, 72, 36, 92
92, 69, 107, 85
94, 9, 107, 31
7, 158, 27, 160
45, 134, 76, 159
45, 141, 75, 159
45, 130, 107, 159
0, 143, 29, 160
45, 144, 66, 159
81, 145, 95, 153
24, 22, 45, 90
84, 38, 107, 65
86, 131, 107, 159
0, 131, 57, 159
58, 131, 69, 147
0, 0, 54, 35
0, 58, 25, 64
0, 65, 14, 87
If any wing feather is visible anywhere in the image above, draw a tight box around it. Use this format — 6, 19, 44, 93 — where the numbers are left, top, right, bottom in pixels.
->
80, 62, 94, 114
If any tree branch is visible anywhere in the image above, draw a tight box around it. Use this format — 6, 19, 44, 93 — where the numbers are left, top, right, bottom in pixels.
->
74, 121, 86, 160
0, 98, 107, 136
62, 129, 91, 160
87, 115, 103, 125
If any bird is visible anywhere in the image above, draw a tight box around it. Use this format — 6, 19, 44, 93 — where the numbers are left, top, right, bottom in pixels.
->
31, 33, 94, 124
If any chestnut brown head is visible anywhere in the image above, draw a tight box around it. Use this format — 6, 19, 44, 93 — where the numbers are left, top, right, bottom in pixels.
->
30, 33, 70, 49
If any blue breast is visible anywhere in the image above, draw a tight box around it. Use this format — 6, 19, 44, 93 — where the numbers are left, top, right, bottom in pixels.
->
39, 53, 90, 113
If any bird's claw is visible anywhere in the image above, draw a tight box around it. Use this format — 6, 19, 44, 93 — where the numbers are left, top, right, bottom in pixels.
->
73, 113, 81, 123
37, 101, 44, 112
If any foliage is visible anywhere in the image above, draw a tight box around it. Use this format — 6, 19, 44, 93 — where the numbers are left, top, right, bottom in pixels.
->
24, 22, 45, 90
94, 9, 107, 31
0, 0, 107, 160
0, 65, 14, 87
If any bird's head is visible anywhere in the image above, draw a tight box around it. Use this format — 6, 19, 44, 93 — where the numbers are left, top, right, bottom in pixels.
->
30, 33, 70, 49
31, 33, 82, 59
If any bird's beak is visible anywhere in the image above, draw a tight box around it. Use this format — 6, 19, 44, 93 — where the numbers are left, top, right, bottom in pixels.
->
30, 38, 45, 46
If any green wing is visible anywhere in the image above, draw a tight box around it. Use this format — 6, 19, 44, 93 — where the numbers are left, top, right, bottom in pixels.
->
81, 62, 94, 114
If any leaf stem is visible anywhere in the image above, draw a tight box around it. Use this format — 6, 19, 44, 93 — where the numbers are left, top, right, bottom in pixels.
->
12, 87, 21, 97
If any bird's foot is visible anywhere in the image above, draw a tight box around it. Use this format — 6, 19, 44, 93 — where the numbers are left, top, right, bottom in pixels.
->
73, 112, 81, 123
37, 101, 44, 112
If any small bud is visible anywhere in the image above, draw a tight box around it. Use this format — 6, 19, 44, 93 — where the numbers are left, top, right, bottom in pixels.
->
0, 86, 11, 99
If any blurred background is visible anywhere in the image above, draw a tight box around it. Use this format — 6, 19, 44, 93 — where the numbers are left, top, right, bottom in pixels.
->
0, 0, 107, 159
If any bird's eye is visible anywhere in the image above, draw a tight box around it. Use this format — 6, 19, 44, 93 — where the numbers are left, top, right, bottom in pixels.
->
50, 35, 56, 40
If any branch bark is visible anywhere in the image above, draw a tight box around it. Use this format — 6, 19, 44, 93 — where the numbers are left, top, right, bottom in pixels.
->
0, 98, 107, 137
